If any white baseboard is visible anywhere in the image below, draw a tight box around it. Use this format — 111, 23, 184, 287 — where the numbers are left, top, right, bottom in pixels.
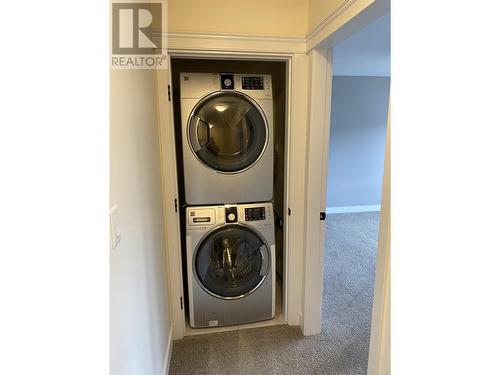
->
162, 326, 174, 375
326, 205, 381, 214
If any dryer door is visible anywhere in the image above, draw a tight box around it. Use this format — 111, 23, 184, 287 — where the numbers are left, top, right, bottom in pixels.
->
187, 91, 268, 173
194, 224, 270, 299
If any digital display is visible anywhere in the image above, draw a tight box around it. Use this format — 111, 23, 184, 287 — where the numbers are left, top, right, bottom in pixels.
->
245, 207, 266, 221
242, 76, 264, 90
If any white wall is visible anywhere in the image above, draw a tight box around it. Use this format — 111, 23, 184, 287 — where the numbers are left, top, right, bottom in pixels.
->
167, 0, 309, 37
326, 75, 389, 208
110, 70, 170, 375
167, 0, 370, 38
332, 13, 390, 76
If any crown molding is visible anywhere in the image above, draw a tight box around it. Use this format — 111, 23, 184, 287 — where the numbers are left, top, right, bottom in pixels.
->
161, 0, 373, 54
307, 0, 374, 50
307, 0, 359, 41
163, 32, 306, 55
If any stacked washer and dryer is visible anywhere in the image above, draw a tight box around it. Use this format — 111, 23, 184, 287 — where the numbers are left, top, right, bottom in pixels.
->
181, 72, 276, 328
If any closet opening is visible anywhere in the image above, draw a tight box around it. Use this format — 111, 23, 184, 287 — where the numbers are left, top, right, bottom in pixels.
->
170, 58, 288, 335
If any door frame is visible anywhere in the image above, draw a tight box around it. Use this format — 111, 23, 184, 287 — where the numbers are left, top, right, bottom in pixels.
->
155, 0, 389, 345
300, 0, 391, 367
301, 47, 333, 335
156, 48, 308, 339
367, 108, 391, 375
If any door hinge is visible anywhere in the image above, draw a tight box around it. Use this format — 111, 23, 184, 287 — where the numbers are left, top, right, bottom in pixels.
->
174, 198, 178, 213
167, 84, 171, 101
320, 211, 326, 220
288, 208, 291, 216
180, 297, 183, 310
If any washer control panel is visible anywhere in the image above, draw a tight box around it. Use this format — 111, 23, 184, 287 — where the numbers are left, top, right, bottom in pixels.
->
239, 203, 273, 226
188, 203, 273, 228
244, 207, 266, 221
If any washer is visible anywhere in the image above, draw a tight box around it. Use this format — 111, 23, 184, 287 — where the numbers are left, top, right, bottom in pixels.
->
186, 202, 275, 328
181, 72, 274, 205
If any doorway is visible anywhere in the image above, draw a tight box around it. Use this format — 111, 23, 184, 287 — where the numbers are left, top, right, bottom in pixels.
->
321, 12, 390, 374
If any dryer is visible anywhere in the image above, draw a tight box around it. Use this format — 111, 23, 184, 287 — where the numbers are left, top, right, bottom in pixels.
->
186, 202, 275, 328
180, 72, 274, 205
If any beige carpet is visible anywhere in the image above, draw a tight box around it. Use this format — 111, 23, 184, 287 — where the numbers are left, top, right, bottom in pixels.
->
169, 212, 379, 375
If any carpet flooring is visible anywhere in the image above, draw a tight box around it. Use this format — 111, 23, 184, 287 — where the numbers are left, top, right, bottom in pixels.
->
169, 212, 380, 375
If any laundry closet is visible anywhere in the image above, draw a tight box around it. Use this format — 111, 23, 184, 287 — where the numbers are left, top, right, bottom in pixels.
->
170, 58, 288, 333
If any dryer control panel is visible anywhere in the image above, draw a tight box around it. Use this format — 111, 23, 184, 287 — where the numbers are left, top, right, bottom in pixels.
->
237, 74, 272, 98
241, 76, 264, 90
221, 73, 272, 99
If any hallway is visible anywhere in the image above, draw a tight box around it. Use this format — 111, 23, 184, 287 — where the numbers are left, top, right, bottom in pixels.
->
169, 212, 379, 375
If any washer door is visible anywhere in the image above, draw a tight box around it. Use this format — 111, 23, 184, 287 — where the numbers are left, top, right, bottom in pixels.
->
187, 92, 268, 173
194, 225, 270, 299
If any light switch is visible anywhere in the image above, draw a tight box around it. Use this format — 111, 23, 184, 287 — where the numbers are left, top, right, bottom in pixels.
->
110, 205, 121, 249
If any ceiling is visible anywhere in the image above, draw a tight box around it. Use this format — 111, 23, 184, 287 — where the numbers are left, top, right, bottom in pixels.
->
333, 12, 390, 77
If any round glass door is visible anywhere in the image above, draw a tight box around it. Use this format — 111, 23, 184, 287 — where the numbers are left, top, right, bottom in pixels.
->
187, 92, 268, 173
194, 225, 270, 299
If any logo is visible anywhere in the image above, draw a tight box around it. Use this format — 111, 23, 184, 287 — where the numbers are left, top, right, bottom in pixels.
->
111, 1, 166, 69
